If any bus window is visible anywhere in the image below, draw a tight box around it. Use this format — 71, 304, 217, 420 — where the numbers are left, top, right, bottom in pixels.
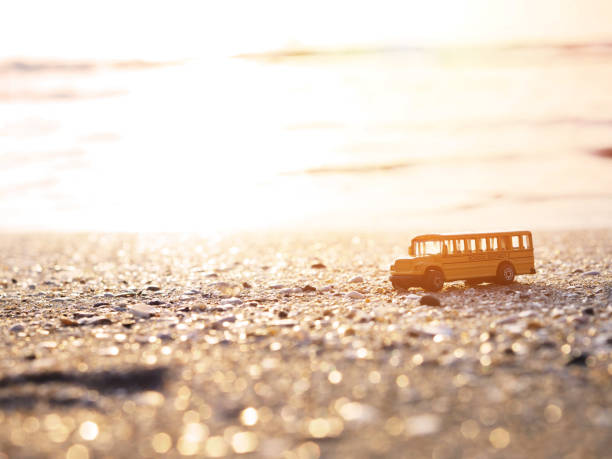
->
442, 240, 451, 255
468, 239, 477, 252
454, 239, 464, 253
488, 237, 498, 251
512, 236, 521, 249
477, 238, 486, 251
425, 240, 441, 255
522, 235, 530, 249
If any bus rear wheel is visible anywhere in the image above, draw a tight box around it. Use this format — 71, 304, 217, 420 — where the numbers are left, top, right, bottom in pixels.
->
496, 262, 515, 284
423, 269, 444, 292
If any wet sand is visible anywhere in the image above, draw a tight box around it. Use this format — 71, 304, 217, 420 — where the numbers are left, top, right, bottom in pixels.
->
0, 230, 611, 458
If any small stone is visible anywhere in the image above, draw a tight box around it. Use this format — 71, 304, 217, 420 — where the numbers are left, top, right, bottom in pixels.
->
74, 312, 94, 319
83, 317, 113, 326
582, 307, 595, 316
346, 291, 365, 300
278, 310, 288, 318
537, 341, 556, 350
566, 352, 589, 366
9, 323, 25, 333
582, 271, 600, 276
349, 276, 364, 283
242, 282, 252, 289
571, 316, 589, 325
221, 297, 243, 306
145, 285, 161, 291
60, 317, 79, 326
419, 295, 441, 306
404, 293, 420, 300
572, 269, 584, 274
319, 286, 333, 292
147, 300, 165, 306
129, 303, 158, 318
269, 319, 298, 327
302, 285, 317, 292
211, 316, 237, 330
311, 263, 326, 269
209, 282, 241, 297
93, 302, 110, 307
527, 320, 543, 330
497, 315, 519, 325
279, 287, 303, 295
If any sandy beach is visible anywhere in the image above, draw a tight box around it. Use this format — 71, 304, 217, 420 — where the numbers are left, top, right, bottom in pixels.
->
0, 229, 610, 458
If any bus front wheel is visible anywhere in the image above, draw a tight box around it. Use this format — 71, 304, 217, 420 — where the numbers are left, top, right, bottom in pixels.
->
496, 262, 515, 284
424, 269, 444, 292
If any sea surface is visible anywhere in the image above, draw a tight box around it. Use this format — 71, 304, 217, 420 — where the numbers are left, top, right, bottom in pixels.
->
1, 44, 612, 233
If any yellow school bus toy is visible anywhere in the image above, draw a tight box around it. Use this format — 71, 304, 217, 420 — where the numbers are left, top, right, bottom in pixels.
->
390, 231, 535, 291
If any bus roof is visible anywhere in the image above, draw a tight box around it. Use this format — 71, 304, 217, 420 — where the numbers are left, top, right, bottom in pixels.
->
413, 230, 531, 240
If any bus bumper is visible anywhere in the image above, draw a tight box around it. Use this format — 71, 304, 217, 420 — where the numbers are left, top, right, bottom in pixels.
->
389, 274, 424, 288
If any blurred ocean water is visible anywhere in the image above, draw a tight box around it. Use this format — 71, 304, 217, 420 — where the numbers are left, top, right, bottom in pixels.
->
1, 44, 612, 232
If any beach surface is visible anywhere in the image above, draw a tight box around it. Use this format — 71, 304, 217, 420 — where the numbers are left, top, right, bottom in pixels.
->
0, 229, 610, 458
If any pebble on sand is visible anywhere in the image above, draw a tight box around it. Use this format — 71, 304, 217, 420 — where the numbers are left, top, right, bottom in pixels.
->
221, 297, 243, 306
346, 291, 365, 300
349, 276, 364, 283
129, 303, 158, 318
419, 295, 441, 306
279, 287, 303, 295
60, 317, 78, 327
311, 263, 326, 269
9, 323, 25, 333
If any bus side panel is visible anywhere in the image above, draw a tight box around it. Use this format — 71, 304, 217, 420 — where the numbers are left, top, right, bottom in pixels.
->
442, 253, 498, 280
509, 249, 534, 274
441, 254, 473, 281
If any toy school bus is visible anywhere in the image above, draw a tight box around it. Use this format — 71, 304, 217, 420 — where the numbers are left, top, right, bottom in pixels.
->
389, 231, 535, 292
